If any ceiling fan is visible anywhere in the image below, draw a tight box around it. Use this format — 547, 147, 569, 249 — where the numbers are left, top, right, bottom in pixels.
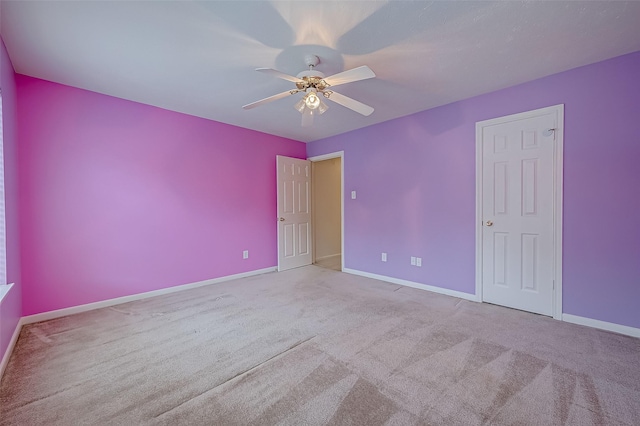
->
242, 55, 376, 126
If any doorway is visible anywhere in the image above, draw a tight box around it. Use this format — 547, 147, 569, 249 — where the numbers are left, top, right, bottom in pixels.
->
475, 105, 563, 318
309, 152, 344, 271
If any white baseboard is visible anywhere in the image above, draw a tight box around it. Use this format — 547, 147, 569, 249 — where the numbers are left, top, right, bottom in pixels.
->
562, 314, 640, 338
1, 267, 276, 381
5, 266, 638, 381
315, 254, 341, 262
21, 266, 277, 325
0, 316, 24, 381
344, 269, 640, 338
343, 268, 478, 302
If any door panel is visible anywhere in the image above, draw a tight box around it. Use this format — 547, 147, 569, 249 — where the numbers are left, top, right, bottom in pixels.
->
493, 232, 509, 287
277, 156, 312, 271
480, 112, 557, 316
521, 233, 538, 291
298, 223, 310, 255
493, 161, 508, 214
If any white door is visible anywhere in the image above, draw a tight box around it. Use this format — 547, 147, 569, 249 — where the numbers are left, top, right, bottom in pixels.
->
277, 155, 312, 271
477, 105, 563, 317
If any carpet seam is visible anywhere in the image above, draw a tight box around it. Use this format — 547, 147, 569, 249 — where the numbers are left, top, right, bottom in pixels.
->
152, 335, 317, 419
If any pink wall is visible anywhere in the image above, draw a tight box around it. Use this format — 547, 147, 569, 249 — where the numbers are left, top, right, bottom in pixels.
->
17, 76, 305, 315
308, 50, 640, 329
0, 38, 22, 362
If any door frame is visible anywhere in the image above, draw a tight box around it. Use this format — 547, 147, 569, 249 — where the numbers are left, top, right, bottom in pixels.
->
475, 105, 564, 320
308, 151, 345, 272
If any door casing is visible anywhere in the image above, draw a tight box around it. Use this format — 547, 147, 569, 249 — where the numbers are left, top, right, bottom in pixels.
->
475, 105, 564, 319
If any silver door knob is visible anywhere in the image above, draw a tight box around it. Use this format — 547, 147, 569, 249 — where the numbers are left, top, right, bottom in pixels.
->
486, 220, 493, 227
279, 217, 285, 221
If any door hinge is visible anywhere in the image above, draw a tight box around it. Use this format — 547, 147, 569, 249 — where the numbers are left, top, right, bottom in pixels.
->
543, 128, 557, 141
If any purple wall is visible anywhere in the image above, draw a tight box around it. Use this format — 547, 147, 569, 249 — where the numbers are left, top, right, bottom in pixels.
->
0, 38, 22, 362
17, 76, 305, 315
308, 51, 640, 329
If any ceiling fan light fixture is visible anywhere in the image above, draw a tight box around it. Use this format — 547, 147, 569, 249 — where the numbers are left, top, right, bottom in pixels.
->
294, 98, 306, 113
301, 107, 314, 127
304, 91, 320, 110
246, 59, 376, 120
318, 99, 329, 114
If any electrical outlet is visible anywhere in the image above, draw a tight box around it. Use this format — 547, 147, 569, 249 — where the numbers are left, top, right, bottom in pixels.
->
410, 256, 416, 266
351, 190, 357, 199
381, 252, 387, 262
416, 257, 422, 267
243, 250, 249, 259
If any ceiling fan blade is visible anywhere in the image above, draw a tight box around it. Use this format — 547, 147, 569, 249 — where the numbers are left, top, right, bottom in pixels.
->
256, 68, 301, 83
324, 91, 374, 116
323, 66, 376, 87
301, 108, 314, 127
242, 90, 297, 110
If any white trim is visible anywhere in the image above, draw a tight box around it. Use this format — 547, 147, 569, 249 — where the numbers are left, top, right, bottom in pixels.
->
562, 314, 640, 338
0, 282, 13, 304
0, 316, 24, 380
1, 267, 275, 380
475, 104, 564, 319
344, 268, 477, 302
475, 123, 483, 302
553, 107, 564, 320
307, 152, 345, 162
314, 253, 341, 262
21, 267, 277, 325
308, 151, 345, 272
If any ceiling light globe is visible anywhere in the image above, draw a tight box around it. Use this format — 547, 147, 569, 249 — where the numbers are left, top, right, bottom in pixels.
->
294, 98, 306, 113
318, 100, 329, 114
305, 92, 320, 110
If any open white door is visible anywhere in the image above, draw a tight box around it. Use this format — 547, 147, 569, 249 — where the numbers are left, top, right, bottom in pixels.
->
476, 105, 563, 318
277, 156, 312, 271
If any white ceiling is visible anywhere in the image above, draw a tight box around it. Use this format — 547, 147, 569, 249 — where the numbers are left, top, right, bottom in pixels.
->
2, 1, 640, 143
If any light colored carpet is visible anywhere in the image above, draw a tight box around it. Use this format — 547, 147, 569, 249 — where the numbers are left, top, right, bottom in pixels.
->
314, 255, 341, 271
1, 266, 639, 425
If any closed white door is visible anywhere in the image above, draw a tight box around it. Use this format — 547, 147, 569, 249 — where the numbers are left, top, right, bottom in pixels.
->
477, 106, 563, 316
277, 156, 312, 271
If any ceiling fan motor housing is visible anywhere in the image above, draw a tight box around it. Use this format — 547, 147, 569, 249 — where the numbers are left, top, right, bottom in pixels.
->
295, 74, 329, 91
296, 70, 326, 79
296, 54, 327, 90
